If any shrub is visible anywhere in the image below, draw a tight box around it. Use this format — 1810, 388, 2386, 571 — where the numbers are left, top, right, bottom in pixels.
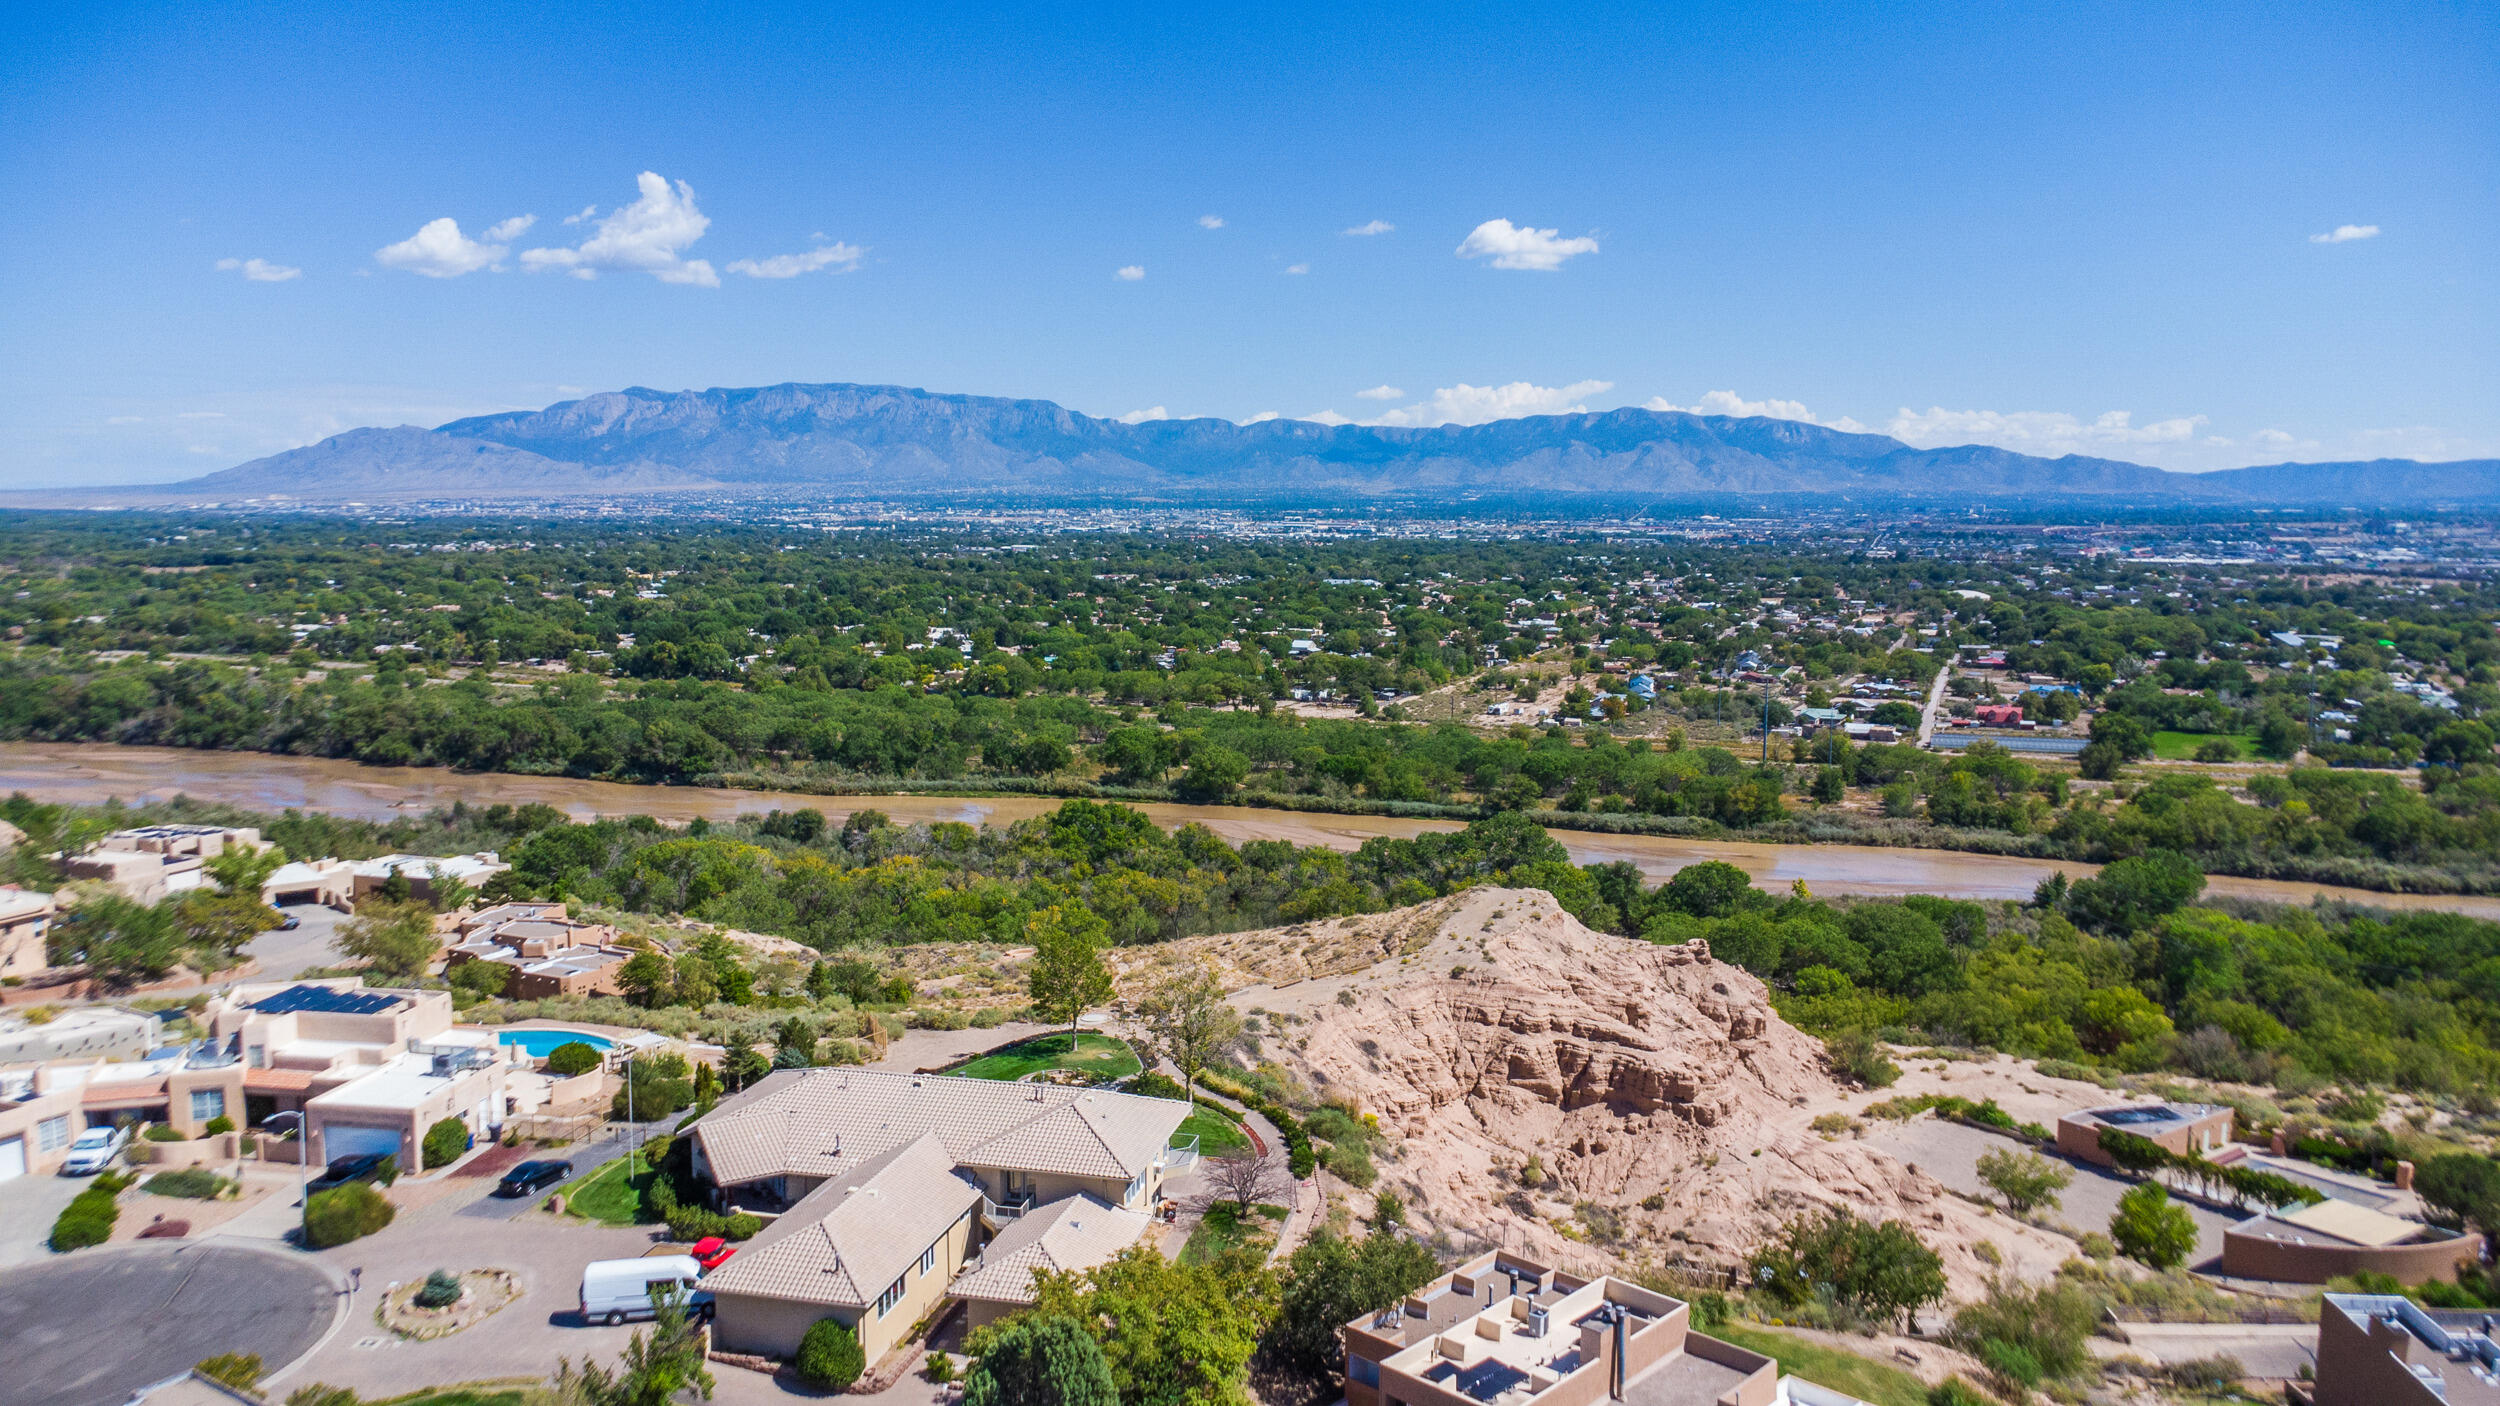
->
143, 1124, 187, 1143
796, 1318, 866, 1391
1321, 1140, 1377, 1188
1926, 1381, 1995, 1406
414, 1269, 462, 1309
194, 1354, 263, 1390
545, 1040, 604, 1076
420, 1117, 471, 1170
963, 1313, 1117, 1406
1974, 1149, 2072, 1213
303, 1182, 395, 1249
664, 1205, 764, 1242
50, 1173, 130, 1251
2165, 1355, 2246, 1389
145, 1167, 228, 1199
201, 1116, 236, 1137
374, 1155, 399, 1187
924, 1351, 955, 1384
286, 1387, 359, 1406
2110, 1183, 2197, 1270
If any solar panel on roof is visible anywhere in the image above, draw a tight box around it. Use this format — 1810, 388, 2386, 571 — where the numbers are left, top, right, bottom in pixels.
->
247, 985, 399, 1015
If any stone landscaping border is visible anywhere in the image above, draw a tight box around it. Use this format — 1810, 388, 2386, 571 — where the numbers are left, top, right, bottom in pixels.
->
377, 1268, 522, 1340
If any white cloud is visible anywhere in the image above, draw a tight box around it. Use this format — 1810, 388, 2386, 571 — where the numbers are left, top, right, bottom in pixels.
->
1244, 411, 1281, 423
214, 257, 301, 282
1355, 385, 1403, 400
1455, 219, 1598, 271
521, 172, 717, 286
1644, 390, 1868, 433
563, 205, 597, 225
1301, 409, 1354, 425
1118, 406, 1169, 424
1367, 379, 1614, 427
1115, 265, 1145, 281
2252, 428, 2299, 448
483, 214, 537, 242
1886, 406, 2208, 456
2310, 224, 2380, 244
1284, 262, 1309, 275
727, 243, 865, 279
374, 217, 514, 278
1342, 219, 1394, 236
1198, 214, 1224, 229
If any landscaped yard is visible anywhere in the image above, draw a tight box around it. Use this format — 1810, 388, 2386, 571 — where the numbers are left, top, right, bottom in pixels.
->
561, 1148, 667, 1226
955, 1031, 1141, 1083
369, 1389, 529, 1406
1708, 1323, 1931, 1406
2151, 729, 2264, 761
1176, 1105, 1250, 1156
1180, 1201, 1287, 1264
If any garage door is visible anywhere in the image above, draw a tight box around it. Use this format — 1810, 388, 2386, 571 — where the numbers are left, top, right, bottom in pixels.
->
0, 1135, 25, 1182
322, 1124, 402, 1160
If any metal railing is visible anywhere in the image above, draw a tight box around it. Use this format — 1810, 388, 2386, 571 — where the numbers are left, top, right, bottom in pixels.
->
1164, 1133, 1200, 1171
981, 1188, 1038, 1223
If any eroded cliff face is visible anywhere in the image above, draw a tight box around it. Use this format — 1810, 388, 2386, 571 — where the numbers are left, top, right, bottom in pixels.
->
1143, 887, 2067, 1289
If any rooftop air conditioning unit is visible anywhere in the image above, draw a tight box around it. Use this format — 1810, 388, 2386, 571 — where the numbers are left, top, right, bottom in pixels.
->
1526, 1307, 1550, 1339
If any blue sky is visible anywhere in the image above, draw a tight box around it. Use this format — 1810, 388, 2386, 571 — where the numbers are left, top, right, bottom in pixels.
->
1, 1, 2492, 486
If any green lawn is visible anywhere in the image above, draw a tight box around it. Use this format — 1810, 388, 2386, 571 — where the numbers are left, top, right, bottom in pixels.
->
1177, 1105, 1249, 1156
1179, 1201, 1288, 1264
1706, 1324, 1932, 1406
2151, 730, 2263, 762
955, 1031, 1141, 1083
562, 1148, 667, 1226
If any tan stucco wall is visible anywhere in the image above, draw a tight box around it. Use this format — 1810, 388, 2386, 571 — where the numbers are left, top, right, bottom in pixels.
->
0, 1082, 86, 1175
2313, 1305, 2449, 1406
2221, 1225, 2484, 1286
713, 1205, 977, 1363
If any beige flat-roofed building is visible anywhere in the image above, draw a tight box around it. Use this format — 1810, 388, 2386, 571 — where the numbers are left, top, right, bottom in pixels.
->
0, 886, 56, 980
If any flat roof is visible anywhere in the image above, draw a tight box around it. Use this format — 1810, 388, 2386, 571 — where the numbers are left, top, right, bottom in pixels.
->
250, 985, 402, 1016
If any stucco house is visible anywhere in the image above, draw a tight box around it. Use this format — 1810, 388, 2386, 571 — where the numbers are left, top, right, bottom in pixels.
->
690, 1066, 1189, 1362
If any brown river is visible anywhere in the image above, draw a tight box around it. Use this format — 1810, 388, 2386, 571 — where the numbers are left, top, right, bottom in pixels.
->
3, 740, 2493, 920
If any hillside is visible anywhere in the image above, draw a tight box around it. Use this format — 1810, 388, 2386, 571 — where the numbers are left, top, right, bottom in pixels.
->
1121, 888, 2077, 1291
69, 380, 2500, 507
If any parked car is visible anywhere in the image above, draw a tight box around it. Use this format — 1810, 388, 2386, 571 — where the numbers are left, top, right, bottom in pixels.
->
496, 1158, 575, 1198
59, 1124, 129, 1175
689, 1235, 738, 1272
579, 1255, 712, 1327
305, 1151, 393, 1194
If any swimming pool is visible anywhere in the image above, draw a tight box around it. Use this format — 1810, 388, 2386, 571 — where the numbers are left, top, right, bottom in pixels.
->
498, 1028, 614, 1057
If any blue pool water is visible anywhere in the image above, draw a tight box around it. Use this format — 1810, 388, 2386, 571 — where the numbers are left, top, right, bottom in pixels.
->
498, 1028, 614, 1057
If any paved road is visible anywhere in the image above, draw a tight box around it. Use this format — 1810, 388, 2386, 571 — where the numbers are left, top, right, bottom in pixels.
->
454, 1126, 643, 1222
1860, 1118, 2239, 1264
0, 1169, 96, 1270
1917, 659, 1951, 745
0, 1242, 339, 1406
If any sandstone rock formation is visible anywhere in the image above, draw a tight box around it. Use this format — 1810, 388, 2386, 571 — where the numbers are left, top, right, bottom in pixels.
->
1127, 886, 2070, 1292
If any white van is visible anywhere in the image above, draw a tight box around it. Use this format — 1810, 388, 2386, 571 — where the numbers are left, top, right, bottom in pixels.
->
579, 1255, 711, 1326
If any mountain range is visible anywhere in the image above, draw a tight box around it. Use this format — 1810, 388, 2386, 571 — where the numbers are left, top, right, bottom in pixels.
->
73, 382, 2500, 508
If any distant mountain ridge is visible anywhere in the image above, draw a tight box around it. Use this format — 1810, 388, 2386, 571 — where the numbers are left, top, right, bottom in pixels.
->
133, 381, 2500, 506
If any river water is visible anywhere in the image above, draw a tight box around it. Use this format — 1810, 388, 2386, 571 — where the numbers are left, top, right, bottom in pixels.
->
2, 741, 2492, 920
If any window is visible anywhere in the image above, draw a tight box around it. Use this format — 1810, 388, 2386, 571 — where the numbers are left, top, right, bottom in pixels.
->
1349, 1357, 1381, 1388
876, 1275, 907, 1318
921, 1245, 937, 1276
190, 1088, 226, 1123
37, 1116, 70, 1151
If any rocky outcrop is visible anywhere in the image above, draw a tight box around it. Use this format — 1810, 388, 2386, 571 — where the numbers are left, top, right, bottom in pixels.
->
1153, 887, 2069, 1291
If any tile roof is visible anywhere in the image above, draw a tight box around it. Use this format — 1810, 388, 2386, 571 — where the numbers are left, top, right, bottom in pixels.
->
693, 1067, 1190, 1190
948, 1193, 1155, 1306
700, 1131, 978, 1309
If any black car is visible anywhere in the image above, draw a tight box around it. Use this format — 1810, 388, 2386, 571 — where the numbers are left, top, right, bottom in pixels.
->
496, 1158, 574, 1197
305, 1151, 393, 1195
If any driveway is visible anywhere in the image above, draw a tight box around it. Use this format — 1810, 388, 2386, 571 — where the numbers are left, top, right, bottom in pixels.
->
242, 904, 353, 981
0, 1241, 339, 1406
1859, 1118, 2239, 1264
0, 1168, 95, 1270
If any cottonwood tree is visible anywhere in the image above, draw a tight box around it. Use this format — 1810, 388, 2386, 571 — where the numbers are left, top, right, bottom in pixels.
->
1134, 960, 1241, 1103
1026, 904, 1112, 1035
204, 843, 288, 898
337, 900, 438, 983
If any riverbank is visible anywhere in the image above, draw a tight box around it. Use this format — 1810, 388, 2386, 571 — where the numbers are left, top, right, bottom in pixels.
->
5, 741, 2496, 920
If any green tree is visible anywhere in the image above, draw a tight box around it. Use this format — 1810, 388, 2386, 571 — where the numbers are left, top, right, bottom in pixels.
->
203, 843, 288, 898
1272, 1230, 1440, 1376
545, 1040, 604, 1076
722, 1046, 772, 1091
1175, 745, 1250, 802
1017, 1244, 1279, 1406
796, 1318, 867, 1392
2064, 850, 2205, 934
448, 957, 514, 1002
1974, 1149, 2073, 1214
1749, 1209, 1945, 1332
1657, 860, 1763, 919
962, 1314, 1118, 1406
55, 896, 187, 990
336, 900, 438, 983
1133, 959, 1241, 1104
2416, 1154, 2500, 1240
2110, 1182, 2197, 1270
617, 950, 674, 1007
553, 1281, 715, 1406
1026, 905, 1113, 1035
